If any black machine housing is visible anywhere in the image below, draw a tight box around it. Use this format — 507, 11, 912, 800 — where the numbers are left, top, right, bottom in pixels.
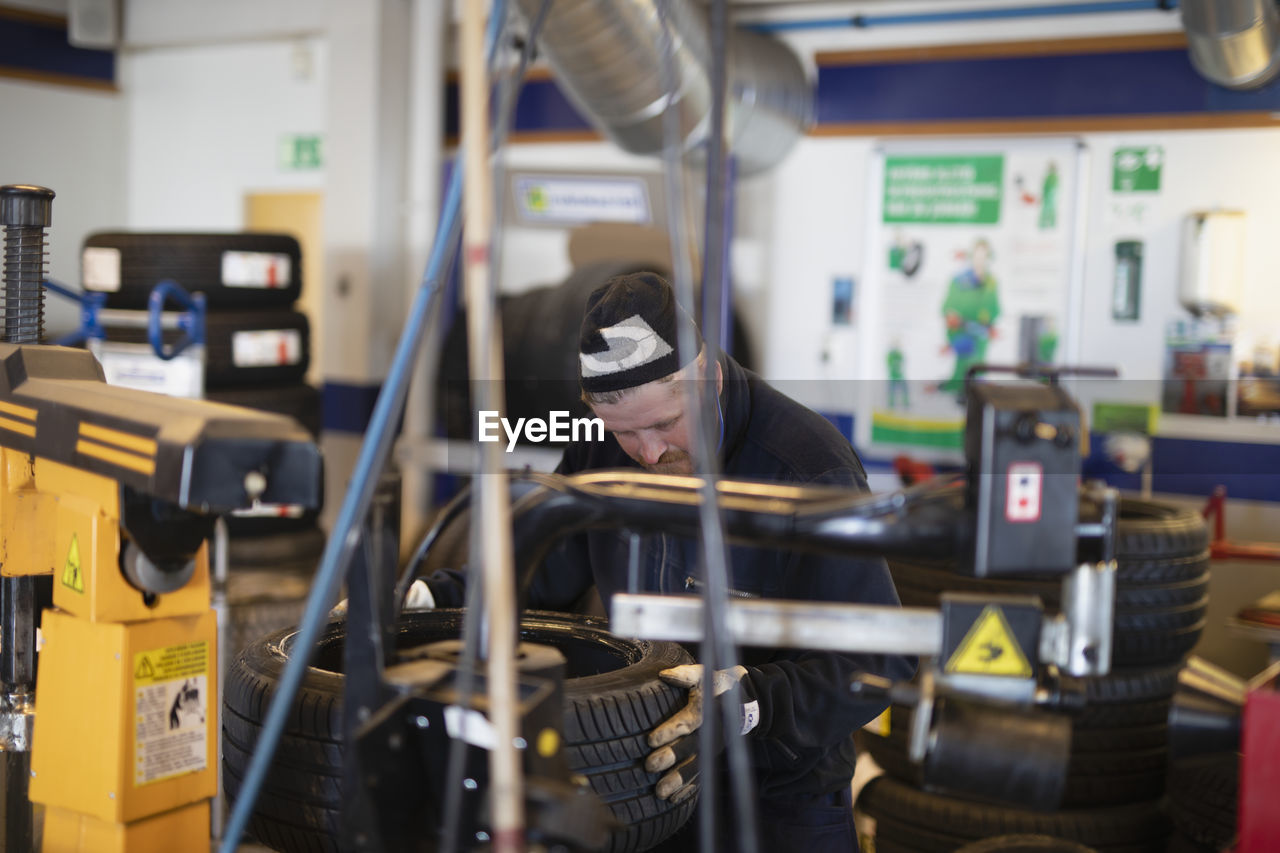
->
965, 373, 1082, 577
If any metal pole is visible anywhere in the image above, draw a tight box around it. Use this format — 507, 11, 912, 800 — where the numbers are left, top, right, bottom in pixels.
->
461, 1, 524, 850
211, 517, 230, 843
401, 0, 450, 546
0, 578, 35, 853
0, 184, 53, 853
697, 1, 758, 849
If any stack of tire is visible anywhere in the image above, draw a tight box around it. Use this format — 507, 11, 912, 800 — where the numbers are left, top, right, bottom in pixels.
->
222, 610, 699, 852
857, 493, 1210, 852
81, 232, 324, 654
1164, 755, 1238, 852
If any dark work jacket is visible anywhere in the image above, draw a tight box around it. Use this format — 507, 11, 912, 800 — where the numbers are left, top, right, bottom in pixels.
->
426, 356, 916, 798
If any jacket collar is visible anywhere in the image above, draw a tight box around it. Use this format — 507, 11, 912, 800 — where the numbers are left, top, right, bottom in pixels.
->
717, 354, 752, 468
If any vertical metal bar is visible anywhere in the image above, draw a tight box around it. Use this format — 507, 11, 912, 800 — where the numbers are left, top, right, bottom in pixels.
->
697, 5, 729, 849
461, 1, 524, 850
0, 580, 33, 689
1100, 487, 1118, 565
211, 517, 230, 843
696, 1, 758, 850
627, 532, 641, 595
0, 749, 33, 853
0, 186, 53, 853
1, 577, 35, 853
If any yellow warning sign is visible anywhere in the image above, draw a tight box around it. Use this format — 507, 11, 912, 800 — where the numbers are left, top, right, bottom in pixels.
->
133, 640, 210, 786
944, 605, 1032, 678
133, 641, 208, 687
134, 656, 155, 680
61, 534, 84, 593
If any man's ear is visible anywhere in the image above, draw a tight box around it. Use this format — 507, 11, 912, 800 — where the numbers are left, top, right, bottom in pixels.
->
715, 359, 723, 396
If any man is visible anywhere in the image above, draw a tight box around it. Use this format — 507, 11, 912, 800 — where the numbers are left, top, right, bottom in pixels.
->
410, 272, 913, 851
940, 238, 1000, 400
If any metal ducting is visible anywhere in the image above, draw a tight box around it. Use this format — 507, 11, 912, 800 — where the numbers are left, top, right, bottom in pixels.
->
1182, 0, 1280, 90
513, 0, 813, 175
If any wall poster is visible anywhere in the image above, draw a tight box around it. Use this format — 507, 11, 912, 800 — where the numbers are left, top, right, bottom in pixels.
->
859, 140, 1086, 458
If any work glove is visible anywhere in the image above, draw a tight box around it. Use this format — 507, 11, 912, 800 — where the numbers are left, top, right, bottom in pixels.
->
644, 664, 758, 803
329, 579, 435, 618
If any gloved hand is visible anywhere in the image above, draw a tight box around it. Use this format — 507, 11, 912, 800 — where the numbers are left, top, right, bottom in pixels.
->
644, 664, 757, 802
329, 579, 436, 618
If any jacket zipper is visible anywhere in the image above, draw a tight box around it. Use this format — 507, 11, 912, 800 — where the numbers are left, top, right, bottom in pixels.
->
684, 575, 758, 599
657, 534, 669, 593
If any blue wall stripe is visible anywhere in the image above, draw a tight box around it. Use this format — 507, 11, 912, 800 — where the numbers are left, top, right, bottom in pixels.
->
0, 15, 114, 84
445, 77, 593, 139
1085, 432, 1280, 503
815, 49, 1280, 125
445, 45, 1280, 138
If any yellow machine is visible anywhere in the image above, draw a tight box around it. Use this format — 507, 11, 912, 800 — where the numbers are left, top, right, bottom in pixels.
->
0, 185, 321, 852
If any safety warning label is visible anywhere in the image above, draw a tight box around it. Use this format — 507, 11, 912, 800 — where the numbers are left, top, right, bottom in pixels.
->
944, 605, 1032, 678
61, 534, 84, 593
133, 641, 209, 786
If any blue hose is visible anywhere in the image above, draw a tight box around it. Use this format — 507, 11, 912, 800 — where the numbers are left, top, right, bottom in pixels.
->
217, 5, 508, 849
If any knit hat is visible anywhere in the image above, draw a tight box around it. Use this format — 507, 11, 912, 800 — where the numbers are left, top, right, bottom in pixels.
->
578, 271, 702, 394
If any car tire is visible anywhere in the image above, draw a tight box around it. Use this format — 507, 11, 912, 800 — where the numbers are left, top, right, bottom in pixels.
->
222, 610, 697, 852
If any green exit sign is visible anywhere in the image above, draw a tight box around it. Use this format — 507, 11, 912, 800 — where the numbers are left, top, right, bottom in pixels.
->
1112, 146, 1162, 192
279, 134, 323, 170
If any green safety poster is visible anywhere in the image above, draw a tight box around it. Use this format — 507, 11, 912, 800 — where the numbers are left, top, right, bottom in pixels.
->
861, 141, 1082, 457
883, 155, 1005, 225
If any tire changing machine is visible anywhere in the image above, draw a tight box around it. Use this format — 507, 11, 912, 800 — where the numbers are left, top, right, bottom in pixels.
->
0, 184, 321, 853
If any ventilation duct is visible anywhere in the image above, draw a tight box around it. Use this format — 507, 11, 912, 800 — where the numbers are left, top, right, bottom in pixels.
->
1181, 0, 1280, 90
512, 0, 813, 175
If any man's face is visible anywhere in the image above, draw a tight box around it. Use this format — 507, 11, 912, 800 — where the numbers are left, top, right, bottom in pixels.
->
591, 379, 696, 473
590, 380, 697, 475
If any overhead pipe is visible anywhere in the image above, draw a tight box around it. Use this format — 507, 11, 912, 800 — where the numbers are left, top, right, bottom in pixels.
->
511, 0, 812, 174
1181, 0, 1280, 89
744, 1, 1181, 33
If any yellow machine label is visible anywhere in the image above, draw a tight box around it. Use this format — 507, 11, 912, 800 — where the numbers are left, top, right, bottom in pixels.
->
61, 535, 84, 593
943, 605, 1032, 678
132, 641, 209, 786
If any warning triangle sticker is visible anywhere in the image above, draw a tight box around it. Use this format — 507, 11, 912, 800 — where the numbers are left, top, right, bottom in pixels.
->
61, 534, 84, 593
135, 656, 154, 680
944, 605, 1032, 678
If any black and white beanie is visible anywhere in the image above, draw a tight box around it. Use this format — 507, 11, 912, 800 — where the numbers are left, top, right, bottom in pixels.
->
578, 271, 703, 394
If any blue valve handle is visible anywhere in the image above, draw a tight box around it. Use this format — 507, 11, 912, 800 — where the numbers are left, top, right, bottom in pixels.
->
147, 279, 206, 361
42, 280, 107, 347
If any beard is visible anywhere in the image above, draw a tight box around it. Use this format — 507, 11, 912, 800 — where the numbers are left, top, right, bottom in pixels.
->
640, 449, 693, 475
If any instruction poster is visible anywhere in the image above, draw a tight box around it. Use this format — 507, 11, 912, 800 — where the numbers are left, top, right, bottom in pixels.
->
133, 641, 209, 786
860, 142, 1082, 456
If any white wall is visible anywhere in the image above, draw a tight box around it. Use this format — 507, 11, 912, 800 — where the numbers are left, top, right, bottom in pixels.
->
1078, 128, 1280, 381
122, 37, 327, 230
750, 128, 1280, 395
0, 79, 127, 336
123, 0, 326, 47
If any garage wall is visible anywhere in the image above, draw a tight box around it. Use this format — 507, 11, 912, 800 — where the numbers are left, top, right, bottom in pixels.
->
757, 127, 1280, 383
122, 37, 328, 230
0, 77, 126, 335
1077, 128, 1280, 382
